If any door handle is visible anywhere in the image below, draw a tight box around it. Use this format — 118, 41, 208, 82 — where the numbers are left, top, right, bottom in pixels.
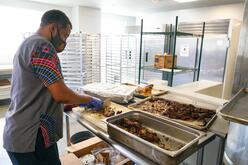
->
145, 52, 149, 62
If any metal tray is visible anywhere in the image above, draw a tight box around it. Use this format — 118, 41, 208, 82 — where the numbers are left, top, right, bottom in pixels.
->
122, 83, 168, 98
106, 111, 203, 165
128, 95, 218, 130
133, 89, 168, 98
220, 88, 248, 125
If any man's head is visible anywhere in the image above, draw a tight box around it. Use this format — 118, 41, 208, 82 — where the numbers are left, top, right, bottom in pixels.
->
40, 10, 72, 53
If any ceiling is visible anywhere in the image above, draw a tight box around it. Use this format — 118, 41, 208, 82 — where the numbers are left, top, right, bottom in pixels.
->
7, 0, 246, 15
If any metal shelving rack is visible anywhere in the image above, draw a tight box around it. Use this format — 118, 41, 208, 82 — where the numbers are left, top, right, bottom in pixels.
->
138, 16, 205, 86
59, 33, 101, 90
101, 35, 137, 84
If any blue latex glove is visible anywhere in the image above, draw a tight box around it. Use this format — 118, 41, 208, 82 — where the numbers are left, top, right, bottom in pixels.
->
80, 97, 103, 111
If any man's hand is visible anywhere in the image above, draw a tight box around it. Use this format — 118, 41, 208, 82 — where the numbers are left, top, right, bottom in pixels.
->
80, 97, 104, 111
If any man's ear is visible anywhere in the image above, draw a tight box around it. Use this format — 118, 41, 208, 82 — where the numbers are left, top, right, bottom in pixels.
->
49, 23, 57, 36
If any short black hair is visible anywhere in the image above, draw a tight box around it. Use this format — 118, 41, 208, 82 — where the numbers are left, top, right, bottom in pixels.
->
40, 9, 72, 29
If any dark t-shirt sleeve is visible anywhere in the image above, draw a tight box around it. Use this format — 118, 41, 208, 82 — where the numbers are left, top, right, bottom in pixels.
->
31, 42, 63, 87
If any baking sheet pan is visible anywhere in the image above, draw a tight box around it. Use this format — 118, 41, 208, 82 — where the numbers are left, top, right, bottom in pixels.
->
106, 111, 204, 165
220, 88, 248, 125
128, 94, 219, 130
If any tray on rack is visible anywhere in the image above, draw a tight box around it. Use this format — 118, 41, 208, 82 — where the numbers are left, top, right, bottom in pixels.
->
128, 94, 219, 130
122, 83, 167, 98
106, 111, 204, 164
220, 88, 248, 125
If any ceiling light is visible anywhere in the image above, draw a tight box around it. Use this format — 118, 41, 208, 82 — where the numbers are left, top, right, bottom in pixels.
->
174, 0, 200, 3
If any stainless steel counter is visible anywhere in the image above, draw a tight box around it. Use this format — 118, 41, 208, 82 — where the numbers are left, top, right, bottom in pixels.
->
64, 110, 216, 165
64, 81, 229, 164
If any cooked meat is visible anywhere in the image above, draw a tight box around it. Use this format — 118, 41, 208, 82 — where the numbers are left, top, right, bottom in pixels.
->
118, 118, 160, 143
122, 118, 141, 128
137, 98, 215, 124
139, 129, 160, 143
136, 84, 153, 96
116, 118, 181, 151
90, 106, 122, 118
103, 110, 115, 117
129, 127, 137, 134
103, 107, 115, 117
116, 110, 122, 115
158, 143, 171, 150
139, 98, 171, 114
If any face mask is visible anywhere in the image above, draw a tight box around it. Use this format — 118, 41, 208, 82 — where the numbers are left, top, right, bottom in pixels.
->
50, 27, 66, 53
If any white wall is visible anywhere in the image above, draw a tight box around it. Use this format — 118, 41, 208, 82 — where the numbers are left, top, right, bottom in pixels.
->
0, 1, 137, 65
0, 1, 73, 65
72, 6, 101, 34
101, 13, 136, 34
71, 6, 136, 34
138, 3, 244, 29
0, 0, 72, 21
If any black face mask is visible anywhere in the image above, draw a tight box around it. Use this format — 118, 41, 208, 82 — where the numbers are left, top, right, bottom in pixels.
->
50, 27, 66, 53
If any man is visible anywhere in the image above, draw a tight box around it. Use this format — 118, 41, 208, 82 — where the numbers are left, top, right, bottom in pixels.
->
3, 10, 103, 165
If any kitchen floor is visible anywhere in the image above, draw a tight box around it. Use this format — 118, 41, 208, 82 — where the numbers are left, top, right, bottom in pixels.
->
0, 101, 87, 165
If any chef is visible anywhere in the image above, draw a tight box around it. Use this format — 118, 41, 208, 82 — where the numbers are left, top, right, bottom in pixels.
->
3, 9, 103, 165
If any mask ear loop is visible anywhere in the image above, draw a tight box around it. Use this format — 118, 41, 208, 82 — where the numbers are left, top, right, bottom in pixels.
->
50, 31, 53, 42
50, 24, 57, 43
56, 25, 67, 45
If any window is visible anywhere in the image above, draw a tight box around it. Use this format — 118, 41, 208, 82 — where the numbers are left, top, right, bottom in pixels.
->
0, 6, 42, 65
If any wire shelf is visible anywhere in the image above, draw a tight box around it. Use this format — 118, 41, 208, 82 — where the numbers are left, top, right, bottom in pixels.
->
101, 35, 138, 84
59, 33, 101, 89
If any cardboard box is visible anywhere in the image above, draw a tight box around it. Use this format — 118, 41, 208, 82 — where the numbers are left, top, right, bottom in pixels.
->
66, 137, 103, 157
154, 54, 177, 69
154, 54, 164, 69
164, 54, 177, 69
60, 153, 83, 165
62, 137, 132, 165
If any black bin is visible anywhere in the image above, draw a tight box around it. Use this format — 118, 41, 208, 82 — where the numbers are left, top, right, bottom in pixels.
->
70, 131, 95, 144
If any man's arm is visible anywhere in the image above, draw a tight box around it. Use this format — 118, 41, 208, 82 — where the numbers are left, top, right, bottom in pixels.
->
47, 79, 92, 104
31, 42, 96, 105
